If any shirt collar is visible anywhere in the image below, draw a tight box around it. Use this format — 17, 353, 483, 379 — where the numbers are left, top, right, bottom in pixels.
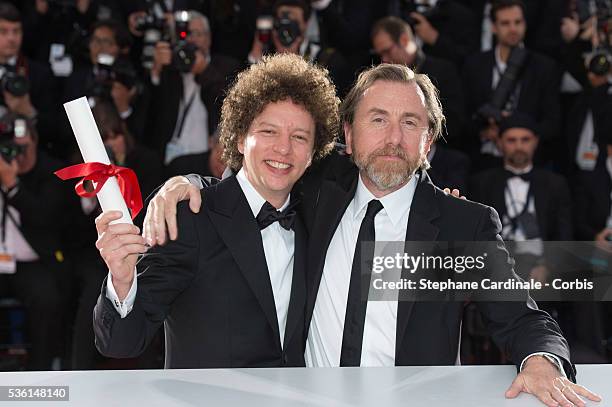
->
351, 173, 418, 227
504, 163, 533, 175
236, 168, 290, 218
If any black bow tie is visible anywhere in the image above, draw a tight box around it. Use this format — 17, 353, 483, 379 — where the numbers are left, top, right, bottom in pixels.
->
256, 200, 299, 231
504, 169, 533, 182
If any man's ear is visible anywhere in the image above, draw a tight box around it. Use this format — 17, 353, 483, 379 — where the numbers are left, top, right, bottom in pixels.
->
399, 32, 409, 48
344, 122, 353, 155
423, 133, 434, 156
237, 135, 245, 154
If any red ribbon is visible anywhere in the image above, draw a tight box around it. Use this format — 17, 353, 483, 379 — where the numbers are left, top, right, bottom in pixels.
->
54, 162, 143, 220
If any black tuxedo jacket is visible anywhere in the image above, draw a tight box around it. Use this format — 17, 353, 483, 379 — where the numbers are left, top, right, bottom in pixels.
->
94, 175, 307, 368
469, 167, 573, 241
573, 166, 612, 241
428, 144, 471, 193
297, 154, 574, 379
462, 49, 560, 142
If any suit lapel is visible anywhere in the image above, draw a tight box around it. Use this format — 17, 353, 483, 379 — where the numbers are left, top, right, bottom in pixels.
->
396, 172, 440, 358
207, 177, 281, 347
305, 164, 358, 325
493, 169, 508, 219
283, 215, 307, 348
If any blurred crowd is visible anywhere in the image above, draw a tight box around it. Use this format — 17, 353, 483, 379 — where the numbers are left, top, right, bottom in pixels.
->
0, 0, 610, 371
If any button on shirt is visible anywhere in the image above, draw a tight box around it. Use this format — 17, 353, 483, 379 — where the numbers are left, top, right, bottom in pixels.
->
305, 175, 417, 367
106, 169, 295, 349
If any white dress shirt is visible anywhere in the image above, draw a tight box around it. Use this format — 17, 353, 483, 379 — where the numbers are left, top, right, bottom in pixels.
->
305, 172, 564, 373
164, 72, 210, 164
502, 164, 543, 257
106, 169, 295, 348
305, 174, 417, 367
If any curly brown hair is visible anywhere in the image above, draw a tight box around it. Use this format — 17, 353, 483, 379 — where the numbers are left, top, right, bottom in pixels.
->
219, 53, 340, 171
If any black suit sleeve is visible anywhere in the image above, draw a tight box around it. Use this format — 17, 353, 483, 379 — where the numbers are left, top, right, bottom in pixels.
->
472, 206, 575, 380
94, 201, 200, 358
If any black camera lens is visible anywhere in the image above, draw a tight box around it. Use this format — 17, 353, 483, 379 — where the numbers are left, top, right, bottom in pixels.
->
274, 12, 301, 48
1, 72, 30, 97
172, 43, 197, 73
588, 52, 611, 76
0, 143, 24, 162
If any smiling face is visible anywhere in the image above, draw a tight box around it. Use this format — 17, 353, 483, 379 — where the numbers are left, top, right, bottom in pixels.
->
238, 99, 315, 207
345, 80, 433, 197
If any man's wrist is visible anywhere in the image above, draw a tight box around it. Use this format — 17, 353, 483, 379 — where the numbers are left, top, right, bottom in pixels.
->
112, 276, 134, 301
521, 353, 566, 378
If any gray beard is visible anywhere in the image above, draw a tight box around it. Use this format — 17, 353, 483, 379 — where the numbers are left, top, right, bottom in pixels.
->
353, 145, 422, 191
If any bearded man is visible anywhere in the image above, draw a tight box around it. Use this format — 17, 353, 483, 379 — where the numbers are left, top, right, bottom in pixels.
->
143, 64, 601, 406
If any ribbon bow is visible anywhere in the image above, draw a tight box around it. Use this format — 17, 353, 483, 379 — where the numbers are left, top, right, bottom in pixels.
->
54, 162, 143, 220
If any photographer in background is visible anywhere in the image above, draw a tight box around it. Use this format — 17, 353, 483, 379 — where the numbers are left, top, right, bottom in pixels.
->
560, 0, 612, 175
145, 10, 239, 164
63, 20, 149, 150
0, 2, 59, 158
0, 112, 66, 370
462, 0, 561, 170
249, 0, 351, 95
391, 0, 479, 67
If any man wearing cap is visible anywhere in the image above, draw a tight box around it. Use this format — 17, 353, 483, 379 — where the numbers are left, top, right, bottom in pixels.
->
470, 112, 573, 282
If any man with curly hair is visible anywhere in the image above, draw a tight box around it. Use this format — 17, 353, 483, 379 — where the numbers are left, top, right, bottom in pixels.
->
143, 62, 601, 406
92, 53, 340, 368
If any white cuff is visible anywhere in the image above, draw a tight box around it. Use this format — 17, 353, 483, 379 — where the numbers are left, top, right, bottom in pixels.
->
105, 269, 138, 318
520, 352, 566, 378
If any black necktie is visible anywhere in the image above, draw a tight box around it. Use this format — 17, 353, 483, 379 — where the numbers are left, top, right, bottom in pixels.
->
256, 200, 299, 231
340, 199, 384, 366
504, 169, 533, 182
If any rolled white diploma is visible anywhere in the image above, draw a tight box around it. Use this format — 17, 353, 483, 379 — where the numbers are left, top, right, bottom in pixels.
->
64, 97, 132, 224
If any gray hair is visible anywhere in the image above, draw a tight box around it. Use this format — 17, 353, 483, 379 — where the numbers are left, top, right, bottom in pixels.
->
188, 10, 210, 34
341, 63, 446, 143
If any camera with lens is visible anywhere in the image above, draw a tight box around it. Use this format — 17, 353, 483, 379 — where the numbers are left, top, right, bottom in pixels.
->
587, 49, 612, 75
399, 0, 438, 27
171, 11, 197, 73
475, 47, 529, 125
0, 117, 26, 163
90, 54, 139, 99
274, 11, 301, 47
137, 0, 168, 70
0, 70, 29, 97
